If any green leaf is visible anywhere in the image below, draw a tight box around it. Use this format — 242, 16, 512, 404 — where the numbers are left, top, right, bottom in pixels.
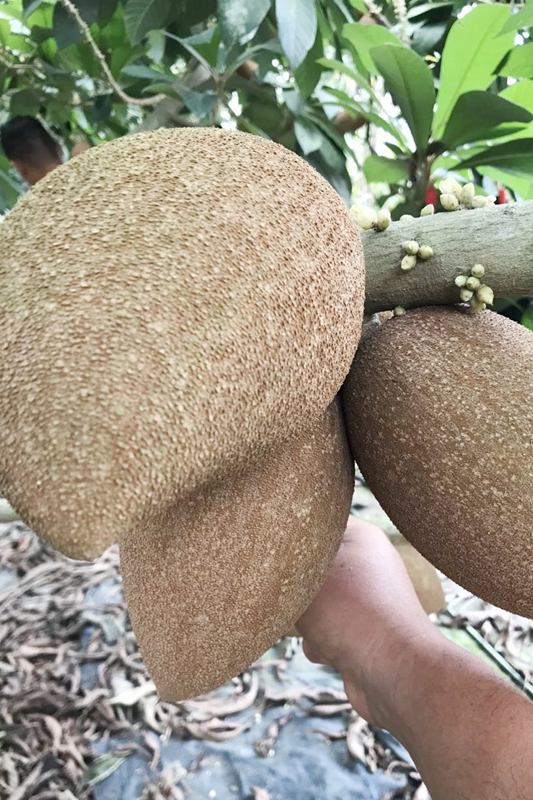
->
499, 43, 533, 80
218, 0, 270, 45
500, 2, 533, 35
363, 154, 410, 184
433, 5, 514, 139
478, 165, 533, 201
275, 0, 317, 69
74, 0, 115, 26
294, 117, 323, 154
342, 22, 404, 75
52, 0, 116, 48
322, 86, 408, 148
179, 27, 221, 69
456, 139, 533, 177
500, 80, 533, 114
371, 44, 435, 154
294, 29, 323, 98
52, 3, 83, 49
124, 0, 171, 45
121, 64, 174, 82
522, 304, 533, 331
10, 88, 41, 116
23, 0, 46, 17
317, 57, 359, 83
441, 91, 533, 149
177, 86, 218, 119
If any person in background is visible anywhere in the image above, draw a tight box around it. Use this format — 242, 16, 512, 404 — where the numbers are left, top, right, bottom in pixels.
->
0, 115, 63, 186
298, 518, 533, 800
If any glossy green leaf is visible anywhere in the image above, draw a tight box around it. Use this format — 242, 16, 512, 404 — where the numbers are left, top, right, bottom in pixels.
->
500, 80, 533, 114
276, 0, 317, 69
218, 0, 270, 45
441, 91, 532, 148
499, 43, 533, 80
294, 117, 324, 154
342, 22, 404, 74
456, 139, 533, 176
124, 0, 172, 45
433, 5, 514, 139
363, 154, 410, 183
294, 30, 323, 98
322, 86, 408, 148
371, 44, 435, 153
500, 2, 533, 35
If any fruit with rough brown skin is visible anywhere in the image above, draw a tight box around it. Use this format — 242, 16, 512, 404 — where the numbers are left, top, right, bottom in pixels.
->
120, 399, 354, 701
0, 127, 364, 559
343, 306, 533, 617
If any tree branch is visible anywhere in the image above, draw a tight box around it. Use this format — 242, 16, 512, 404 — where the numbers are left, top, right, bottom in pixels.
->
363, 201, 533, 313
58, 0, 166, 108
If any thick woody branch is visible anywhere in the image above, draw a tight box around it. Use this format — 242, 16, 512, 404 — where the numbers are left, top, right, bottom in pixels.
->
363, 201, 533, 314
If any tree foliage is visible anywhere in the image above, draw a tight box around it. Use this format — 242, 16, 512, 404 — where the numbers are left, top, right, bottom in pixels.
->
1, 0, 532, 321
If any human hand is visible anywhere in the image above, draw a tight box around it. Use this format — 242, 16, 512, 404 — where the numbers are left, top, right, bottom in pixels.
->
297, 518, 436, 725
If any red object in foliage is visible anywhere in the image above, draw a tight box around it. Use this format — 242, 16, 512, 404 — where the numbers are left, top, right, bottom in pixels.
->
424, 184, 438, 207
497, 186, 507, 204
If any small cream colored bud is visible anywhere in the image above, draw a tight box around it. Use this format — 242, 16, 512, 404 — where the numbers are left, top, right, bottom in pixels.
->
459, 183, 476, 205
402, 240, 420, 256
471, 195, 488, 209
470, 297, 487, 313
476, 284, 494, 305
418, 244, 433, 260
351, 206, 378, 229
455, 275, 468, 288
440, 177, 462, 198
376, 208, 392, 231
393, 306, 406, 316
400, 214, 414, 221
400, 255, 417, 271
441, 193, 459, 211
460, 288, 474, 302
486, 195, 496, 205
470, 263, 485, 278
465, 276, 481, 290
420, 203, 434, 216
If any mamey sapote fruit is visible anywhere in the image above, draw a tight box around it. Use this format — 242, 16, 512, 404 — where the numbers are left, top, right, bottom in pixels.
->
0, 127, 364, 559
120, 399, 353, 701
343, 307, 533, 617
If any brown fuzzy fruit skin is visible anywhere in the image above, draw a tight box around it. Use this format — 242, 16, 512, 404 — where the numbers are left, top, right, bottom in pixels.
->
120, 399, 354, 701
343, 307, 533, 617
0, 127, 364, 559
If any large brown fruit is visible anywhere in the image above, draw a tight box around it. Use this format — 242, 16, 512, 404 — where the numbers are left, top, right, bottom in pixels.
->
120, 399, 354, 701
0, 128, 364, 559
343, 307, 533, 617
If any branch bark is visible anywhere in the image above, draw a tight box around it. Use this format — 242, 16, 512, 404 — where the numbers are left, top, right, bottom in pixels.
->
363, 201, 533, 313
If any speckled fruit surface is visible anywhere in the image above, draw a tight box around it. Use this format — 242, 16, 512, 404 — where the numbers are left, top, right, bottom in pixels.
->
343, 306, 533, 617
120, 399, 354, 701
0, 128, 364, 558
